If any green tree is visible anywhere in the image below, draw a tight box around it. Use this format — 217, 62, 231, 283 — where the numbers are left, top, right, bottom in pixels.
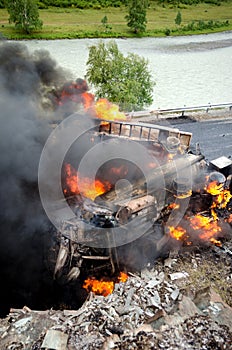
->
101, 15, 112, 32
175, 10, 182, 26
125, 0, 148, 34
85, 40, 155, 111
6, 0, 43, 34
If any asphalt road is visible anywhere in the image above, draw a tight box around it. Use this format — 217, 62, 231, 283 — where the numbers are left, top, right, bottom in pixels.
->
169, 118, 232, 163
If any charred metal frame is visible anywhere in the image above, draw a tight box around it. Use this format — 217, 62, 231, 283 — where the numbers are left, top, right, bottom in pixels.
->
53, 119, 207, 279
97, 119, 192, 151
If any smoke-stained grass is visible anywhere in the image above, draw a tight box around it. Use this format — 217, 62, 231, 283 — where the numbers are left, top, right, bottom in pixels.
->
0, 2, 232, 39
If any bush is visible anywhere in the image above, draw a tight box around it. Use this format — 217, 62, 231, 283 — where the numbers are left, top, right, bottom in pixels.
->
92, 4, 102, 9
158, 0, 224, 4
204, 0, 221, 4
37, 2, 48, 8
37, 0, 128, 9
175, 10, 182, 25
112, 1, 122, 7
181, 19, 230, 32
75, 0, 91, 9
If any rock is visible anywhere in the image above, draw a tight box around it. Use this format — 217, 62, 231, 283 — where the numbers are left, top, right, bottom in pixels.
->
103, 334, 120, 349
14, 316, 32, 330
169, 271, 189, 281
171, 288, 180, 301
203, 288, 232, 331
164, 257, 177, 268
134, 324, 154, 335
193, 285, 211, 310
149, 291, 161, 307
41, 329, 68, 350
178, 295, 201, 318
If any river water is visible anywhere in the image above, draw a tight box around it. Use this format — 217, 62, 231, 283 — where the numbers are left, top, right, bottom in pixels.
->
20, 31, 232, 110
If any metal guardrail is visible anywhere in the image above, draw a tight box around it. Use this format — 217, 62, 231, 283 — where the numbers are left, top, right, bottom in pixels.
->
128, 102, 232, 118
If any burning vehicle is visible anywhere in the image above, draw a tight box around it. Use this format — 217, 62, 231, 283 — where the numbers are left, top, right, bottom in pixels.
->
46, 98, 232, 295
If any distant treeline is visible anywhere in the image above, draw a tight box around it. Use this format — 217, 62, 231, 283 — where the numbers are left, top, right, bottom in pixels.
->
159, 0, 228, 4
37, 0, 127, 9
0, 0, 229, 10
38, 0, 229, 8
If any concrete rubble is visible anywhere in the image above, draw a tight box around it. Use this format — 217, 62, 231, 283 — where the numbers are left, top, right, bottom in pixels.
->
0, 246, 231, 350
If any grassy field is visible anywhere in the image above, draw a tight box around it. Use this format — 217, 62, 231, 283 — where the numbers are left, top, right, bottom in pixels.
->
0, 2, 232, 39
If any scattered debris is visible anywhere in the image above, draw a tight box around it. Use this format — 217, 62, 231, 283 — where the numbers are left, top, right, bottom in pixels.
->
0, 246, 231, 349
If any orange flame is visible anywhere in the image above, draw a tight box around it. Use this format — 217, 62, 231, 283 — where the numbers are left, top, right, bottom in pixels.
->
213, 190, 232, 209
210, 237, 222, 247
205, 180, 232, 217
168, 175, 232, 246
168, 225, 186, 240
83, 272, 128, 297
109, 165, 128, 177
81, 91, 95, 109
117, 271, 128, 283
93, 98, 127, 121
189, 214, 222, 240
205, 180, 224, 196
168, 203, 180, 210
167, 153, 174, 162
83, 278, 114, 297
63, 163, 111, 200
175, 189, 192, 199
57, 81, 128, 122
57, 80, 94, 110
168, 214, 222, 245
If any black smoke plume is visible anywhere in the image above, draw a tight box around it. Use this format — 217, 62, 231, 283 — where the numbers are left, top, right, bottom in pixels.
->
0, 41, 76, 315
